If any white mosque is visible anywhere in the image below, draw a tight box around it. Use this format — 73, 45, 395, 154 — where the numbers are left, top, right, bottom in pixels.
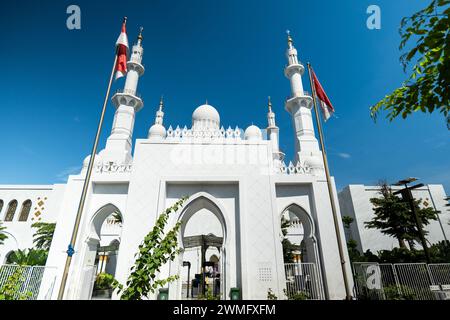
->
0, 31, 353, 300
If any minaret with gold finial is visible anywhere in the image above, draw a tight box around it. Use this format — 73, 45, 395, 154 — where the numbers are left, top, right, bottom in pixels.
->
100, 27, 146, 163
284, 31, 323, 174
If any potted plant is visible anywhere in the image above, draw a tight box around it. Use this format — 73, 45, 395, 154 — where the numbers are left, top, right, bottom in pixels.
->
92, 273, 115, 299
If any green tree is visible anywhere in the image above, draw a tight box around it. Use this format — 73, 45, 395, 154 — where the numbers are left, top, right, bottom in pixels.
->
113, 197, 187, 300
342, 215, 354, 231
6, 248, 48, 266
0, 222, 8, 246
370, 0, 450, 128
342, 216, 361, 262
365, 182, 438, 249
281, 216, 297, 263
31, 222, 56, 250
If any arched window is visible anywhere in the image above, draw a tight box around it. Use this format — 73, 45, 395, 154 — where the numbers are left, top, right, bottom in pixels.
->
0, 200, 3, 215
18, 200, 32, 222
4, 200, 18, 221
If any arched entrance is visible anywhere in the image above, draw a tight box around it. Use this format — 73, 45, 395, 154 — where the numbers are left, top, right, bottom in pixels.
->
280, 204, 324, 299
76, 204, 123, 300
176, 194, 227, 300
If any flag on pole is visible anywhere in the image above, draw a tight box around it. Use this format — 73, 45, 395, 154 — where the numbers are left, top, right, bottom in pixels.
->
115, 19, 129, 80
311, 68, 335, 121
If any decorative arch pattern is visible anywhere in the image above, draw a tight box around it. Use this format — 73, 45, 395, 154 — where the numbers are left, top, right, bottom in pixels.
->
4, 200, 18, 221
18, 200, 32, 222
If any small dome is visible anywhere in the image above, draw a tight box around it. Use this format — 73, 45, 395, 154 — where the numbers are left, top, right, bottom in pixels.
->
83, 154, 102, 168
244, 125, 262, 141
304, 155, 323, 168
192, 104, 220, 130
148, 124, 166, 139
81, 154, 103, 173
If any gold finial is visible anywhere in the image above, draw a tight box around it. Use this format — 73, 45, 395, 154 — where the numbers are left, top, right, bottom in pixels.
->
205, 99, 208, 105
138, 26, 144, 41
159, 95, 164, 111
123, 17, 128, 25
268, 96, 272, 112
286, 29, 293, 47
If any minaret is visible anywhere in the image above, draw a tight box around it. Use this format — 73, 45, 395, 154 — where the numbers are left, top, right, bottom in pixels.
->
284, 31, 323, 174
266, 97, 283, 164
148, 96, 167, 140
100, 28, 145, 164
155, 96, 164, 125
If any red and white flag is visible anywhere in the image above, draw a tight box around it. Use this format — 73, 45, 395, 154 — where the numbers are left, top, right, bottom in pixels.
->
311, 68, 335, 121
115, 20, 129, 80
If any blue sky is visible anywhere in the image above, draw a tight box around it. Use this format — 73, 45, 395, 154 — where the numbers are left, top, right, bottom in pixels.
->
0, 0, 448, 193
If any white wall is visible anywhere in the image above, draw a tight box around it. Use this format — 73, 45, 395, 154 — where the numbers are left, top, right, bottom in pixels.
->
0, 184, 66, 263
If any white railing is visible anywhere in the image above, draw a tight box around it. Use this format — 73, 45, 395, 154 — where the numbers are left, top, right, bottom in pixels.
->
353, 262, 450, 300
166, 125, 243, 141
94, 162, 132, 174
284, 263, 325, 300
275, 161, 312, 175
0, 265, 51, 300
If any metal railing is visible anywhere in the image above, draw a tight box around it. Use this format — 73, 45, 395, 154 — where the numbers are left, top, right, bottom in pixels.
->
353, 262, 450, 300
284, 263, 325, 300
0, 265, 48, 300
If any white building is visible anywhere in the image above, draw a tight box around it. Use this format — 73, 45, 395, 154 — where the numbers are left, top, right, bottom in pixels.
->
338, 184, 450, 254
0, 31, 353, 300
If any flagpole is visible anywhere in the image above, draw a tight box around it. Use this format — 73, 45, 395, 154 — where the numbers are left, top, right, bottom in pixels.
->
57, 17, 126, 300
307, 63, 352, 300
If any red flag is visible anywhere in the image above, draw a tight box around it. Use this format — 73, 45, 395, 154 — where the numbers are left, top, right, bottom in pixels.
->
311, 68, 335, 121
115, 20, 129, 80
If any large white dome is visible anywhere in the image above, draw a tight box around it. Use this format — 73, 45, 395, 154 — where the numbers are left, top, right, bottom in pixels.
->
192, 104, 220, 130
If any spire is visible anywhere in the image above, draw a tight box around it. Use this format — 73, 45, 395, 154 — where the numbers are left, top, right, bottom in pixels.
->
285, 30, 299, 66
137, 27, 144, 46
155, 96, 165, 125
286, 29, 293, 49
267, 96, 276, 128
159, 95, 164, 111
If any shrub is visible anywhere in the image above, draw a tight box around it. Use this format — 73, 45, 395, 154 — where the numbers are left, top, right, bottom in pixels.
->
94, 273, 115, 290
284, 289, 309, 300
267, 288, 277, 300
0, 267, 32, 300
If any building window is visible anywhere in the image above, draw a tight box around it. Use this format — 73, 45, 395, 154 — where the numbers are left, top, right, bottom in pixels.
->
0, 200, 3, 215
18, 200, 32, 222
4, 200, 18, 221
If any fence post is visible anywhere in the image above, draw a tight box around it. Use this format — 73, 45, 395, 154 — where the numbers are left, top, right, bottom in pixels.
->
391, 264, 401, 297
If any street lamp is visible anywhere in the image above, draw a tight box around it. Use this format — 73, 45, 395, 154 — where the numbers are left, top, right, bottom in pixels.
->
392, 177, 431, 264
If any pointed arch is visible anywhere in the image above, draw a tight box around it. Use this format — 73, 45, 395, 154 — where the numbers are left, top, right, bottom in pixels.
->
4, 200, 18, 221
280, 203, 316, 240
175, 192, 229, 300
18, 200, 32, 222
0, 200, 4, 214
177, 192, 228, 247
88, 203, 123, 241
